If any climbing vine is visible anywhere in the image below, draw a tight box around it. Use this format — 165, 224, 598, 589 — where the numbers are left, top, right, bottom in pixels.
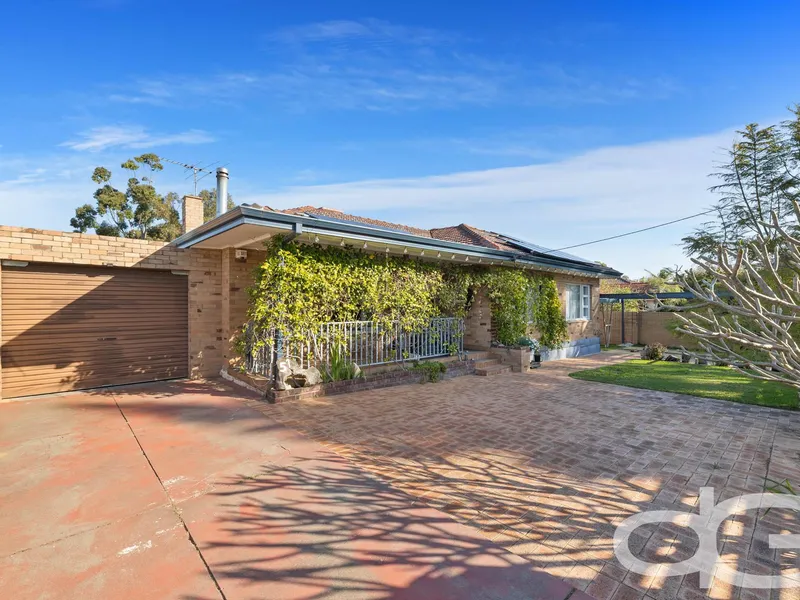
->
526, 275, 568, 348
477, 269, 530, 347
245, 237, 568, 351
474, 270, 568, 347
247, 237, 470, 343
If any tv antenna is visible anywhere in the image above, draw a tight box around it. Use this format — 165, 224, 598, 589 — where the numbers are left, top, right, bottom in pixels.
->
161, 158, 219, 195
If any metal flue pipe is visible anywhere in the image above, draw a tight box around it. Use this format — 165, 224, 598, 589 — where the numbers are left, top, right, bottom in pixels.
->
216, 167, 229, 217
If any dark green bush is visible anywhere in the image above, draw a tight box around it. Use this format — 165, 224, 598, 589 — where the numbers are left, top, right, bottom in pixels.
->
410, 361, 447, 383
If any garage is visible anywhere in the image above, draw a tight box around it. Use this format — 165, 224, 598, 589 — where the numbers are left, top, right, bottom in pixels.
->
1, 263, 189, 398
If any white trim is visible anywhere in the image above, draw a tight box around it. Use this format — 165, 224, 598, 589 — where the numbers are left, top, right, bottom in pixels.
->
565, 283, 592, 321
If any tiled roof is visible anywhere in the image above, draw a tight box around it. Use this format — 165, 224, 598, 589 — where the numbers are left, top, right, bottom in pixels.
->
429, 225, 499, 249
279, 206, 607, 271
281, 206, 432, 238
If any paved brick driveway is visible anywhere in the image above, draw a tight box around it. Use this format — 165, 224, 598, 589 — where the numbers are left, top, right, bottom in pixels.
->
258, 353, 800, 600
0, 380, 579, 600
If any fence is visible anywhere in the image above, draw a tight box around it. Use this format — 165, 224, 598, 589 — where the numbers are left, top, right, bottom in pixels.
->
245, 317, 465, 379
600, 311, 697, 348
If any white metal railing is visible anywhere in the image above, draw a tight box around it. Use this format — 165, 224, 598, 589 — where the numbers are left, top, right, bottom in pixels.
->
244, 317, 464, 379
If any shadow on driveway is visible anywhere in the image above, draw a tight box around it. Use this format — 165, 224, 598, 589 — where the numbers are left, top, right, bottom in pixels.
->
0, 379, 581, 600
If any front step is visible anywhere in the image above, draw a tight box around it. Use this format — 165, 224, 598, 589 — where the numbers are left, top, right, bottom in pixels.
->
474, 358, 501, 369
464, 350, 491, 361
474, 361, 512, 376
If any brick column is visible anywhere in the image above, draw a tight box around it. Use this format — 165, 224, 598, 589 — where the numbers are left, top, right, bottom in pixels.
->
182, 195, 204, 234
464, 286, 493, 350
0, 260, 3, 400
221, 248, 232, 370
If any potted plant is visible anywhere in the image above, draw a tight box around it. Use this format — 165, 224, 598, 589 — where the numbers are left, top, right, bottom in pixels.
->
529, 338, 542, 366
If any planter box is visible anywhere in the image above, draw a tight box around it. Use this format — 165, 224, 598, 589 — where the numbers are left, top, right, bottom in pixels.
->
225, 358, 477, 404
489, 347, 531, 373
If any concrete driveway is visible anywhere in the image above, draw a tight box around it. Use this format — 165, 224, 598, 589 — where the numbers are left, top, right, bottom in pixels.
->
261, 354, 800, 600
0, 380, 581, 600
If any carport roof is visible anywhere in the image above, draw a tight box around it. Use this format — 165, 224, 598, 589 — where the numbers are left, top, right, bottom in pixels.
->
172, 205, 622, 278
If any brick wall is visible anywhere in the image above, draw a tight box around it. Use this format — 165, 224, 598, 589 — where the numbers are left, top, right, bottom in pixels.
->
554, 274, 603, 342
222, 247, 266, 367
0, 226, 224, 382
464, 286, 492, 350
602, 311, 697, 348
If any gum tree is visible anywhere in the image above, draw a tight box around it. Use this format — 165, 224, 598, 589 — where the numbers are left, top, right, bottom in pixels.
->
70, 153, 181, 240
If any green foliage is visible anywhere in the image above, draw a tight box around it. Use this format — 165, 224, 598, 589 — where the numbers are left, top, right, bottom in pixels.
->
199, 188, 235, 222
248, 238, 471, 346
71, 154, 181, 241
525, 275, 568, 348
322, 344, 361, 382
445, 342, 460, 356
410, 360, 447, 383
570, 360, 798, 410
517, 336, 540, 353
683, 107, 800, 258
478, 269, 530, 346
246, 238, 568, 355
466, 269, 567, 347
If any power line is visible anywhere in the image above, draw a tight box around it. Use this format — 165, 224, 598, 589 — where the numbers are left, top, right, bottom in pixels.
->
551, 208, 717, 252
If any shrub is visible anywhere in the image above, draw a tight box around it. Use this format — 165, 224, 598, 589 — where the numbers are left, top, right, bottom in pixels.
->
410, 360, 447, 383
322, 344, 362, 382
641, 343, 666, 361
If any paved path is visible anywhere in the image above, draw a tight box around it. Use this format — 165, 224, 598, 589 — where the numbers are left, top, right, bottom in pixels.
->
259, 353, 800, 600
0, 380, 581, 600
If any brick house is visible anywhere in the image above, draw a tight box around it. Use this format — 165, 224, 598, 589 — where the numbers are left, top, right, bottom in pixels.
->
0, 195, 620, 400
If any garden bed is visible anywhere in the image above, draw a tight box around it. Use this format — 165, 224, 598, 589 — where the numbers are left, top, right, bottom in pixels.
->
225, 358, 476, 404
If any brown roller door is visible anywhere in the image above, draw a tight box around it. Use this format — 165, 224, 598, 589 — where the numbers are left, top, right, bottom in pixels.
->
1, 263, 188, 398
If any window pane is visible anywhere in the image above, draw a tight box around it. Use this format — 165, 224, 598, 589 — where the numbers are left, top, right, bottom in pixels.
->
567, 284, 581, 320
582, 285, 591, 319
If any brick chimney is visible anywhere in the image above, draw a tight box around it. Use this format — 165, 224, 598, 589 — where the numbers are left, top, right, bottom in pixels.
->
182, 195, 204, 234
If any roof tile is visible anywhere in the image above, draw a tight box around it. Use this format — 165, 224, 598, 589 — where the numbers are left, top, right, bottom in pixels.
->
281, 206, 432, 238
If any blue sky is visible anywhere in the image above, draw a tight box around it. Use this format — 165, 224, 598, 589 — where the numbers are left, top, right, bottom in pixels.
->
1, 1, 799, 276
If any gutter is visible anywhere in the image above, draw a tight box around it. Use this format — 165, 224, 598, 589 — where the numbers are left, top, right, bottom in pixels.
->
173, 206, 623, 278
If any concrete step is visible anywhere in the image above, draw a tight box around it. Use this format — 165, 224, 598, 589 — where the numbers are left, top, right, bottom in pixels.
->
475, 364, 513, 376
464, 350, 491, 361
474, 358, 502, 369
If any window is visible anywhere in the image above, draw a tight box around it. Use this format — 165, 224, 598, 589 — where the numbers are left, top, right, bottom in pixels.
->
566, 284, 591, 320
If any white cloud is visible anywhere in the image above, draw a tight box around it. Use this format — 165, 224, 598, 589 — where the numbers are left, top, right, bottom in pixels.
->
238, 129, 737, 276
266, 18, 458, 46
105, 20, 680, 113
61, 125, 214, 152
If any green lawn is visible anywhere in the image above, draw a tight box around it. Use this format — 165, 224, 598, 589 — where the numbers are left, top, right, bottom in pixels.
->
569, 359, 799, 410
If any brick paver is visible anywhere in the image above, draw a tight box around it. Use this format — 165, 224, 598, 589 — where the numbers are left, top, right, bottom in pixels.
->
256, 352, 800, 600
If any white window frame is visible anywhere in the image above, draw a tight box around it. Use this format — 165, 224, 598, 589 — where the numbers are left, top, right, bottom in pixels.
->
565, 284, 591, 321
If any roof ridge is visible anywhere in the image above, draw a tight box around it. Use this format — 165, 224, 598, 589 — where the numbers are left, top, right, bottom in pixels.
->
429, 224, 501, 250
